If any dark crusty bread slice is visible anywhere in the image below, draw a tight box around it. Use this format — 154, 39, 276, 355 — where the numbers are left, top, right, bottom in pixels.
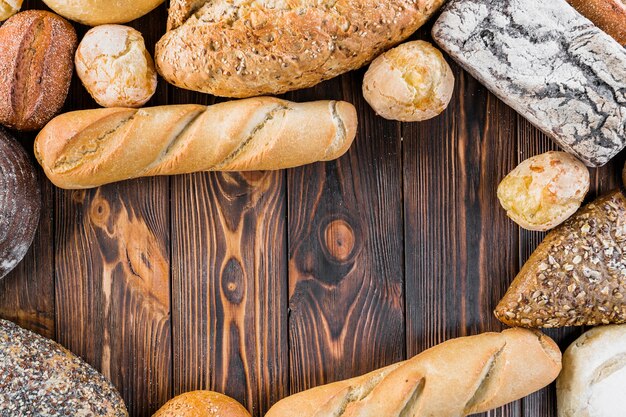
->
495, 189, 626, 328
0, 319, 128, 415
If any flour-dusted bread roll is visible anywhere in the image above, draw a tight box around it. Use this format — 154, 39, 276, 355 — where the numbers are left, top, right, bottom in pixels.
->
42, 0, 163, 25
363, 41, 455, 122
0, 319, 128, 416
567, 0, 626, 45
497, 152, 590, 231
0, 129, 40, 279
35, 98, 357, 189
557, 325, 626, 417
76, 25, 157, 108
153, 391, 250, 417
0, 0, 21, 21
156, 0, 446, 98
0, 10, 77, 131
266, 328, 562, 417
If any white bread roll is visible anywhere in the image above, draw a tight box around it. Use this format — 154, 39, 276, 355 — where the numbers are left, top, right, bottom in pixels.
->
42, 0, 163, 25
557, 325, 626, 417
266, 328, 562, 417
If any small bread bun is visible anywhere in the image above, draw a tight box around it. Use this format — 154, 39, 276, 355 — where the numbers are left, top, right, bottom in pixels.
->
363, 40, 454, 122
153, 391, 250, 417
497, 151, 589, 231
557, 325, 626, 417
42, 0, 163, 26
0, 0, 21, 21
76, 25, 157, 108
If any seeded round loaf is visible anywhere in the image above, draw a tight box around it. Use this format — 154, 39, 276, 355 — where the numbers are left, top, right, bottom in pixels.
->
0, 319, 129, 416
0, 128, 40, 279
153, 391, 250, 417
363, 41, 455, 122
0, 0, 21, 21
42, 0, 163, 25
76, 25, 157, 108
497, 152, 589, 231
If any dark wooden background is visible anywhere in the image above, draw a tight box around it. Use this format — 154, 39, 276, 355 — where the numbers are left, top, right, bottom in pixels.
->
1, 2, 624, 416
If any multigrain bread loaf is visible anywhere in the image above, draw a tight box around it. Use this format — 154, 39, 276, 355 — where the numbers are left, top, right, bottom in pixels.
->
557, 325, 626, 417
153, 391, 251, 417
497, 152, 589, 231
266, 328, 562, 417
363, 41, 455, 122
34, 98, 357, 189
495, 189, 626, 328
0, 0, 21, 21
567, 0, 626, 45
0, 128, 40, 279
76, 25, 157, 108
0, 319, 128, 416
0, 10, 77, 131
42, 0, 163, 25
155, 0, 446, 98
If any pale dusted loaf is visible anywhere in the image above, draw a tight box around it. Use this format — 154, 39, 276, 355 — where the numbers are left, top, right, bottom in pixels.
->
567, 0, 626, 45
34, 97, 357, 189
557, 325, 626, 417
156, 0, 446, 98
42, 0, 163, 25
266, 328, 561, 417
153, 391, 250, 417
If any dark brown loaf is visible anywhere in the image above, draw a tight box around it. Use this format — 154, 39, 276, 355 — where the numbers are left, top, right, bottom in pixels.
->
155, 0, 446, 98
0, 128, 40, 279
0, 319, 128, 416
0, 10, 77, 131
495, 189, 626, 328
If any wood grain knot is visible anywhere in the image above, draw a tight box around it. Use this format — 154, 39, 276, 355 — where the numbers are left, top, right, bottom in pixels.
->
222, 258, 245, 304
323, 219, 356, 263
89, 195, 110, 227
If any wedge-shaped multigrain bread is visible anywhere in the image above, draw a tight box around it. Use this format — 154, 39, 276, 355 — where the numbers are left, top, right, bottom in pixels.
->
156, 0, 445, 98
495, 189, 626, 328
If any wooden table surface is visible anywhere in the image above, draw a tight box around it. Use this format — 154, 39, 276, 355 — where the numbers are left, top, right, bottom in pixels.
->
1, 2, 624, 416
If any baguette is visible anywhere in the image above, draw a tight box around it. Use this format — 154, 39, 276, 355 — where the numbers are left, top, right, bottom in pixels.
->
34, 97, 357, 189
265, 328, 562, 417
155, 0, 446, 98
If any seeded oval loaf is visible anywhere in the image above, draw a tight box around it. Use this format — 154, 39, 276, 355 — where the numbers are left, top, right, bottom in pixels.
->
153, 391, 251, 417
155, 0, 446, 98
0, 319, 128, 416
0, 128, 41, 279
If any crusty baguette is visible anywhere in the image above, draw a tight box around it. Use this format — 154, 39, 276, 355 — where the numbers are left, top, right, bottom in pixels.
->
155, 0, 446, 98
567, 0, 626, 45
34, 97, 357, 189
266, 328, 562, 417
495, 189, 626, 328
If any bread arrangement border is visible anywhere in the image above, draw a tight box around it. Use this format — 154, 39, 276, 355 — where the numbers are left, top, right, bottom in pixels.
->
1, 0, 626, 416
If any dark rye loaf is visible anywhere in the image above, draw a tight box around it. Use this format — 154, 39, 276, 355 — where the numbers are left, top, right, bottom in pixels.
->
0, 319, 128, 416
432, 0, 626, 167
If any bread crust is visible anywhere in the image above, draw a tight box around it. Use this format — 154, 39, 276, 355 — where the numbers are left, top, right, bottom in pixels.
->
0, 0, 21, 21
266, 328, 561, 417
34, 98, 358, 189
156, 0, 446, 98
153, 391, 250, 417
42, 0, 163, 25
567, 0, 626, 45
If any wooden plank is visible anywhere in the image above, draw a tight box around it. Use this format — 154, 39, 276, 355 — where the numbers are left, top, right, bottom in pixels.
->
402, 61, 520, 417
287, 74, 405, 393
169, 86, 289, 417
54, 8, 172, 417
516, 116, 626, 417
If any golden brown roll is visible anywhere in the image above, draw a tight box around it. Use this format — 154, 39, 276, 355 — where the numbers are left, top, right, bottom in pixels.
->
42, 0, 163, 25
153, 391, 250, 417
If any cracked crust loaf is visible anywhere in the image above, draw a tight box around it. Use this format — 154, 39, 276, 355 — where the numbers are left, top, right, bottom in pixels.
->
567, 0, 626, 45
42, 0, 163, 25
155, 0, 446, 98
266, 328, 561, 417
0, 319, 128, 416
153, 391, 251, 417
557, 325, 626, 417
34, 97, 357, 189
363, 40, 455, 122
495, 189, 626, 328
76, 25, 157, 108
